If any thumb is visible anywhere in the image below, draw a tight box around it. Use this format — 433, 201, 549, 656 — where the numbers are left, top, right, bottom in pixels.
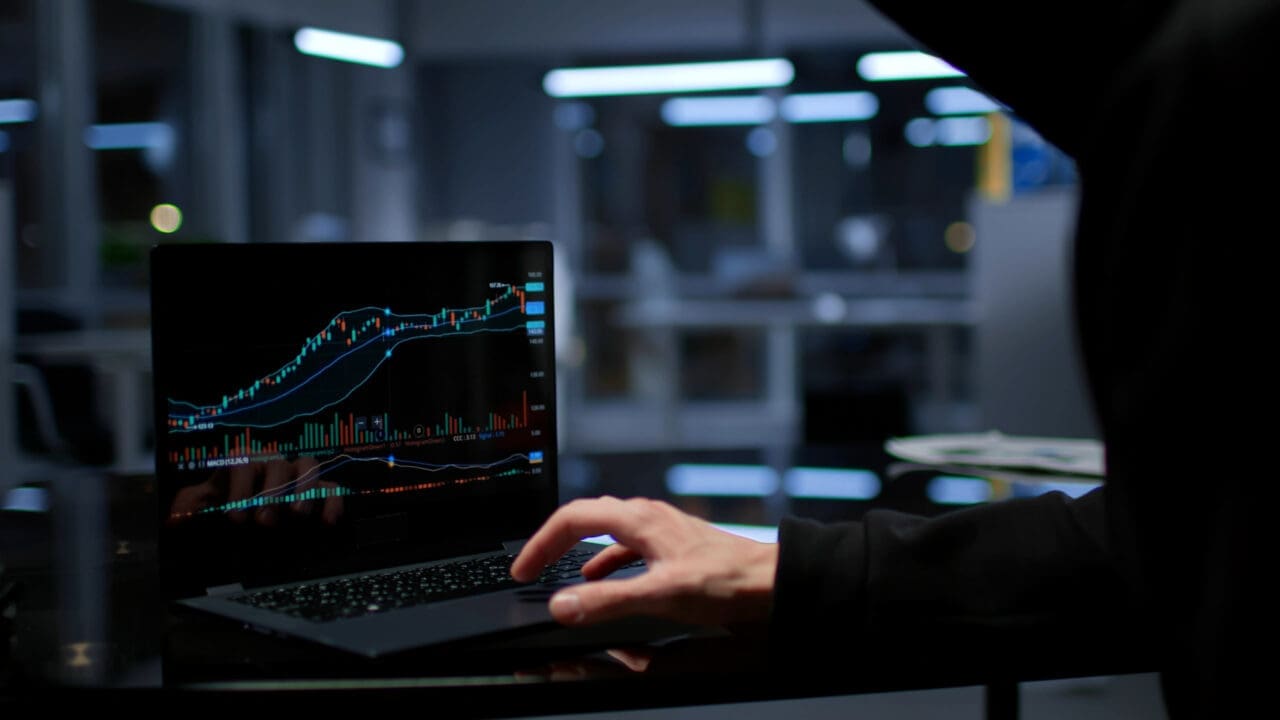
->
549, 575, 669, 626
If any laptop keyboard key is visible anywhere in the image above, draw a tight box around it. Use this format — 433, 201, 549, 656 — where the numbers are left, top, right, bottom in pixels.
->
229, 548, 634, 623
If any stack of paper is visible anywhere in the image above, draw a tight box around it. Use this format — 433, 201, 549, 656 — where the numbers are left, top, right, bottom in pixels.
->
884, 431, 1104, 499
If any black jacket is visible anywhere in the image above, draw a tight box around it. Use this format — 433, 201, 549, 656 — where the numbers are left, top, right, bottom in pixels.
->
772, 2, 1274, 715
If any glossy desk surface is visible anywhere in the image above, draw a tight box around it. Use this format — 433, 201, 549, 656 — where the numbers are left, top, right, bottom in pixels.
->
0, 449, 1154, 715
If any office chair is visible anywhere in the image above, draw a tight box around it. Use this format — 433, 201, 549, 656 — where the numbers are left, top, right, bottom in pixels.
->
12, 362, 73, 462
15, 308, 115, 466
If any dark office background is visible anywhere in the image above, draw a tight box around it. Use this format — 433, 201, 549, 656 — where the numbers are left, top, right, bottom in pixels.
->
2, 0, 1147, 715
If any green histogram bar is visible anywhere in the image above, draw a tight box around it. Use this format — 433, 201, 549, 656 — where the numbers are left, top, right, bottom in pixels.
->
201, 484, 353, 515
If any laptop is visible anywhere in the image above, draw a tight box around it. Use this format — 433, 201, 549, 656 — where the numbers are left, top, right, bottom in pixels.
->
149, 240, 647, 658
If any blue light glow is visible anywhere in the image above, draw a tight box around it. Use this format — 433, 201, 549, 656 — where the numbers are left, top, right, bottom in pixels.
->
857, 51, 965, 82
925, 87, 1003, 115
84, 122, 175, 150
3, 487, 49, 513
665, 464, 780, 497
780, 92, 879, 123
294, 27, 404, 68
1011, 479, 1102, 499
661, 96, 775, 126
927, 476, 992, 505
0, 98, 37, 124
783, 467, 880, 500
905, 116, 992, 147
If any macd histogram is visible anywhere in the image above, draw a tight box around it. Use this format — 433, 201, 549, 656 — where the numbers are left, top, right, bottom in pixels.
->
166, 391, 542, 469
167, 451, 545, 522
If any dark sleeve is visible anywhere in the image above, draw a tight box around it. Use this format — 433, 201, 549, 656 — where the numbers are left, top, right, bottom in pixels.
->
863, 0, 1177, 158
770, 487, 1136, 660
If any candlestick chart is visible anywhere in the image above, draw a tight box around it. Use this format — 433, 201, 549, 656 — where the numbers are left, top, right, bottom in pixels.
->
160, 277, 554, 512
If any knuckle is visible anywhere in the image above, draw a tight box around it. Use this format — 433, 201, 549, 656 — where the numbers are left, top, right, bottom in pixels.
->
627, 496, 660, 518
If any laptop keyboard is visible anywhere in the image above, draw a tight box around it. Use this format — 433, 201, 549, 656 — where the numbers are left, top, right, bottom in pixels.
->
228, 549, 641, 623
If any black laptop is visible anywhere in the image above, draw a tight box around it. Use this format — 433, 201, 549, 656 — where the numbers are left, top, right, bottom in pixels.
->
149, 240, 644, 658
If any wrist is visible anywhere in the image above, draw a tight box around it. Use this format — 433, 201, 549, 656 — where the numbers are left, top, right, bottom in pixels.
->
734, 541, 780, 623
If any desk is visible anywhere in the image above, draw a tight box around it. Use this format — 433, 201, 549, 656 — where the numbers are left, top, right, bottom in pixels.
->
1, 454, 1159, 718
15, 329, 153, 474
6, 613, 1158, 719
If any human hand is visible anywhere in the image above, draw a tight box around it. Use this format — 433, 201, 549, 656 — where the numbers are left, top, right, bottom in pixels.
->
167, 456, 344, 527
510, 496, 778, 628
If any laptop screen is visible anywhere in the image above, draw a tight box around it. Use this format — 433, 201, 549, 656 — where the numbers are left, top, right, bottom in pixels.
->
150, 241, 558, 599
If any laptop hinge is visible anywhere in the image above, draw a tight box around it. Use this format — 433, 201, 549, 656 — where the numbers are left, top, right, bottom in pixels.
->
501, 539, 527, 554
205, 582, 245, 597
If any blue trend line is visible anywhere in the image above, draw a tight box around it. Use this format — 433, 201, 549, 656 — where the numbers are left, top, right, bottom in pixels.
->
170, 304, 521, 415
168, 306, 526, 428
261, 453, 532, 497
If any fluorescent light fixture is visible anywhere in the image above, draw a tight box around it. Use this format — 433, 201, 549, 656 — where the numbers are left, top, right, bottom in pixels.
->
927, 476, 992, 505
0, 98, 38, 124
3, 486, 49, 513
925, 86, 1002, 115
665, 464, 780, 497
936, 116, 992, 146
780, 91, 879, 123
905, 116, 992, 147
784, 467, 880, 500
857, 51, 964, 81
294, 27, 404, 69
84, 122, 175, 150
544, 58, 794, 98
661, 96, 775, 126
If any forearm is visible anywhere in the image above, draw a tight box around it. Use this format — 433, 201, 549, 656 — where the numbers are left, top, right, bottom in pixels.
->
771, 487, 1136, 652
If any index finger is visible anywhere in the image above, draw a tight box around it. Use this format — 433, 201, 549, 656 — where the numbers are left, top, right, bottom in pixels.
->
511, 497, 654, 582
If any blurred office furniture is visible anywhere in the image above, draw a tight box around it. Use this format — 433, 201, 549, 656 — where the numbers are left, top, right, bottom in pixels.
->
574, 239, 973, 452
2, 181, 14, 489
15, 328, 152, 474
970, 187, 1098, 440
13, 309, 116, 463
11, 362, 72, 461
